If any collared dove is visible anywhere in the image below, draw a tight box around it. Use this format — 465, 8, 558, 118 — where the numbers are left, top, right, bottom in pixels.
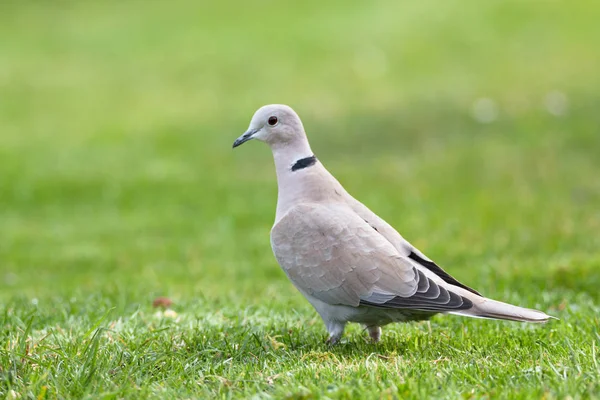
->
233, 104, 553, 344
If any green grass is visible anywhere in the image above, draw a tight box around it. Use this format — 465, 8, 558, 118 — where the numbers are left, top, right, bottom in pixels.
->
1, 0, 600, 398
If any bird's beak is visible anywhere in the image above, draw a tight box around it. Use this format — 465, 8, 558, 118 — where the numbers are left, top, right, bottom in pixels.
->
232, 128, 259, 148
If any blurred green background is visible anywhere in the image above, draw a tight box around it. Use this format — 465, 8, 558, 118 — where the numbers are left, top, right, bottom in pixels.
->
1, 0, 599, 298
1, 0, 599, 398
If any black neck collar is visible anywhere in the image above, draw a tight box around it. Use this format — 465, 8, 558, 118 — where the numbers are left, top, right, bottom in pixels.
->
291, 155, 317, 172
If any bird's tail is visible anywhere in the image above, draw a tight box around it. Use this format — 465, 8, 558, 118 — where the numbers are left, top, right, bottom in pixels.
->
451, 296, 555, 323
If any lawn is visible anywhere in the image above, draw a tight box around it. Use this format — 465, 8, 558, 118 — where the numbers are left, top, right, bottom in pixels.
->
1, 0, 599, 398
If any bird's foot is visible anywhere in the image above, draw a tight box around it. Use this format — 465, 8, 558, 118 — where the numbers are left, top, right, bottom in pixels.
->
325, 321, 346, 346
367, 326, 381, 343
326, 335, 341, 346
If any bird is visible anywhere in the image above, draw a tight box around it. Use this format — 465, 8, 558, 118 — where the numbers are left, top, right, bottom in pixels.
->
232, 104, 554, 344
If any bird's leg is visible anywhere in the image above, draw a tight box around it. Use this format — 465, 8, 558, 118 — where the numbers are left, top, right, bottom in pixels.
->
325, 321, 346, 345
366, 326, 382, 343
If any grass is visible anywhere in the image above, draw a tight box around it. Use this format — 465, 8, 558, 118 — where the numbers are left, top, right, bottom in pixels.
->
1, 0, 600, 398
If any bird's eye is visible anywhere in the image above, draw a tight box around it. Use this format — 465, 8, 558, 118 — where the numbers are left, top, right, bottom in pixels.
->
268, 116, 278, 126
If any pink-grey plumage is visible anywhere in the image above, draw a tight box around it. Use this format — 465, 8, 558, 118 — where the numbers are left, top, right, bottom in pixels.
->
233, 104, 553, 344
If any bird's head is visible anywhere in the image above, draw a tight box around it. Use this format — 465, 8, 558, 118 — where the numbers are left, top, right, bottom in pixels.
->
233, 104, 306, 149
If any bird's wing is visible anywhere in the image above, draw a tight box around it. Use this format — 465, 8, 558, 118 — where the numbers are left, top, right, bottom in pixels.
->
270, 203, 472, 311
347, 196, 482, 296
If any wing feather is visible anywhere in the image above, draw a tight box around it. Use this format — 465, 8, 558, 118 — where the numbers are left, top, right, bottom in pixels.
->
271, 203, 472, 312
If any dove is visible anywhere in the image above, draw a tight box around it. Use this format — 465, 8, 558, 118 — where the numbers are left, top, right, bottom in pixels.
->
233, 104, 553, 344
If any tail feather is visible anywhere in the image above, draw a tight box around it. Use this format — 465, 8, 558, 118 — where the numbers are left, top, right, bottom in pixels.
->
452, 296, 555, 323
